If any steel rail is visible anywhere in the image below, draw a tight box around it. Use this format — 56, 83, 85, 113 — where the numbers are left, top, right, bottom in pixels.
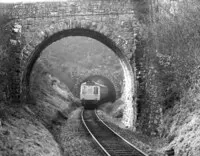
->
81, 109, 111, 156
81, 109, 149, 156
95, 110, 149, 156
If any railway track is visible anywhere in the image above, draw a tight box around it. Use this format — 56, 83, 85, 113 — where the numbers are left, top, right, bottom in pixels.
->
81, 109, 148, 156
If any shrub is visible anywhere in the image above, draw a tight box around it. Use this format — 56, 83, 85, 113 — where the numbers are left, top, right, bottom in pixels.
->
143, 0, 200, 111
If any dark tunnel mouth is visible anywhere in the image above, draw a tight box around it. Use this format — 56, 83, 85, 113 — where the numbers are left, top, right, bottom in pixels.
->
22, 28, 134, 102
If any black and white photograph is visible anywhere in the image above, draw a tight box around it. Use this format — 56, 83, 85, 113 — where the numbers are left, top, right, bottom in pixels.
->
0, 0, 199, 155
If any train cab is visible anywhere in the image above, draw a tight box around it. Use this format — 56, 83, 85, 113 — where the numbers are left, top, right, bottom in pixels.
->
80, 82, 100, 101
80, 81, 101, 109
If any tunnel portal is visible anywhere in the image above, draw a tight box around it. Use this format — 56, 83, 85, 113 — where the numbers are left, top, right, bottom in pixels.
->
80, 75, 116, 105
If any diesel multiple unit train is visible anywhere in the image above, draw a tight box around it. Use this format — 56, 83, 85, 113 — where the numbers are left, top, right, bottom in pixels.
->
79, 75, 116, 109
80, 81, 107, 109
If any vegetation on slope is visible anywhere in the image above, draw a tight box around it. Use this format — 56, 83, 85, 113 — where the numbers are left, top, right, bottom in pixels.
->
0, 55, 100, 156
140, 0, 200, 154
29, 59, 81, 126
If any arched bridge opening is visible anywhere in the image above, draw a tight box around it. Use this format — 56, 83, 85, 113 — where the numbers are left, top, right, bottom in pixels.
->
23, 28, 132, 101
21, 28, 136, 128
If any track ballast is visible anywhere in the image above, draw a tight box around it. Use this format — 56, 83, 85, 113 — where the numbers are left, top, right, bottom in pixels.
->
81, 109, 148, 156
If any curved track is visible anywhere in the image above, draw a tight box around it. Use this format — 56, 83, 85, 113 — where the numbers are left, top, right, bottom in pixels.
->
81, 109, 148, 156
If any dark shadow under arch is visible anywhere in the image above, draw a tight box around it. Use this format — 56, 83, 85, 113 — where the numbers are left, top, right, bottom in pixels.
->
22, 28, 133, 101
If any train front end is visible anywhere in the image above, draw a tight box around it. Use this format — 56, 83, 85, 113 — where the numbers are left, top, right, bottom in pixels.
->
80, 82, 100, 109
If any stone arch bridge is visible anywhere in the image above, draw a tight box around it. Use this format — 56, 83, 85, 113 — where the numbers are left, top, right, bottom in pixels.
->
0, 0, 141, 129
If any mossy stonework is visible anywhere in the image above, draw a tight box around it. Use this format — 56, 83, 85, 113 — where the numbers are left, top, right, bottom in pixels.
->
0, 0, 162, 134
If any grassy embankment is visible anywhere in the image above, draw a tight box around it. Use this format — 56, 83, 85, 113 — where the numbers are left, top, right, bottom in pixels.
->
150, 1, 200, 155
0, 59, 103, 156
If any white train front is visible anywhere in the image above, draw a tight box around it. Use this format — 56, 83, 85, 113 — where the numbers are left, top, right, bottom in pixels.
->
80, 80, 109, 109
80, 82, 101, 101
79, 76, 116, 109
